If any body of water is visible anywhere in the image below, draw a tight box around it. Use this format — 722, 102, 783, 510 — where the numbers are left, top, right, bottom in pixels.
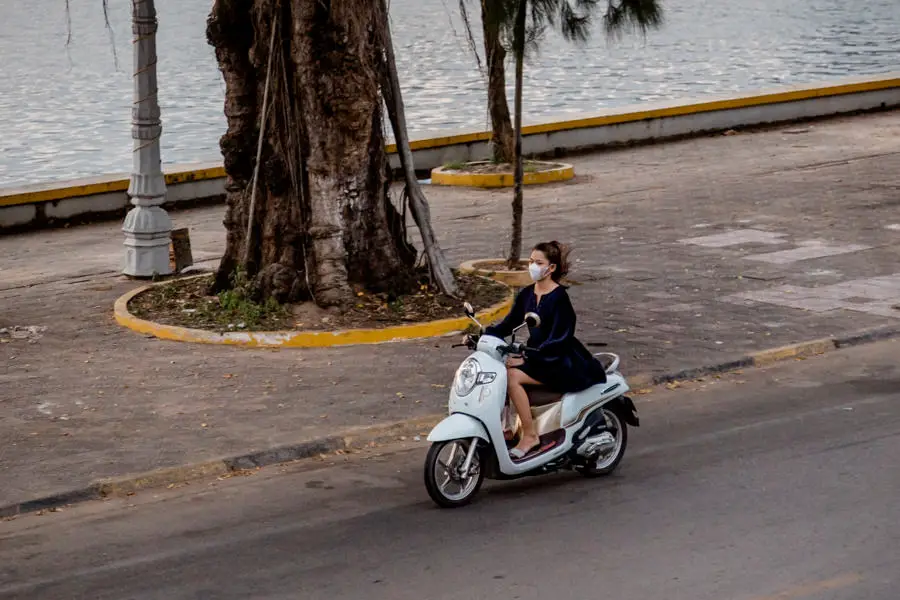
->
0, 0, 897, 187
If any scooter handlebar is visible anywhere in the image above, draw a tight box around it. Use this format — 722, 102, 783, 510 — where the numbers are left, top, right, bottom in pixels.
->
506, 342, 539, 355
452, 336, 535, 354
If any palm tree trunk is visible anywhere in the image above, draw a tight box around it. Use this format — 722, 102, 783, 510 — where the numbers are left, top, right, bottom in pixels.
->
377, 0, 459, 297
481, 0, 515, 164
507, 0, 527, 269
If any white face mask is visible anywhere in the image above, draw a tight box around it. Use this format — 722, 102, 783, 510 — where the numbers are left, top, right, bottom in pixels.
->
528, 263, 548, 282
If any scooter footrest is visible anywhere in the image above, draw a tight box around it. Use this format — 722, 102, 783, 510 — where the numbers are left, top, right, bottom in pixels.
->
510, 429, 566, 462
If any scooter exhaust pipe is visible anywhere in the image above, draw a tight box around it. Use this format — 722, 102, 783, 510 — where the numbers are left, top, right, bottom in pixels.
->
576, 432, 616, 457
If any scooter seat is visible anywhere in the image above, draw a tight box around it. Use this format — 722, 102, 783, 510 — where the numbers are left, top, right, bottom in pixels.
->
527, 386, 563, 407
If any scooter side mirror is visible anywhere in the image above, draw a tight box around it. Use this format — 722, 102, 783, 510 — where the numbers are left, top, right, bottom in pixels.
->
463, 302, 483, 330
524, 312, 541, 328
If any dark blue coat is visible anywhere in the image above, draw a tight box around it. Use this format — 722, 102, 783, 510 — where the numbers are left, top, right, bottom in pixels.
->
485, 284, 607, 393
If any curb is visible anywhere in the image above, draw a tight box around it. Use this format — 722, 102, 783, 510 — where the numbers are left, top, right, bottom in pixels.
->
430, 161, 575, 189
113, 276, 514, 348
641, 325, 900, 387
458, 258, 532, 288
0, 164, 226, 208
458, 259, 581, 288
3, 325, 898, 518
0, 416, 442, 519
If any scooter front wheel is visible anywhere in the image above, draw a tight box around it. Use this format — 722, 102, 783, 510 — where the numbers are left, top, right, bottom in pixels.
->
424, 439, 485, 508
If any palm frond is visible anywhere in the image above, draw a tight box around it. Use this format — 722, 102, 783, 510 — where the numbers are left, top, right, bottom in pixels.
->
456, 0, 485, 75
603, 0, 664, 39
481, 0, 662, 58
102, 0, 119, 70
557, 1, 592, 42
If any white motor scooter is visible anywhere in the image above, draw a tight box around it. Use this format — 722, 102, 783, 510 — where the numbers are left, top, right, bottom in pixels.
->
424, 302, 639, 508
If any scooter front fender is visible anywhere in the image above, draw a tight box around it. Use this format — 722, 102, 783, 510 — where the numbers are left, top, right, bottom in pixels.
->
426, 413, 490, 443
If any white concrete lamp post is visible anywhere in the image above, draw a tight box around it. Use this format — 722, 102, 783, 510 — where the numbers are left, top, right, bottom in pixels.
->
123, 0, 172, 277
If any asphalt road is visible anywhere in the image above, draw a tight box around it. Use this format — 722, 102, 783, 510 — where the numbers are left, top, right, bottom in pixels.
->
2, 340, 899, 600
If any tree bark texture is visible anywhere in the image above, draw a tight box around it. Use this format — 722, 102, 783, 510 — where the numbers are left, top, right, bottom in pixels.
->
207, 0, 416, 307
481, 0, 515, 164
507, 0, 527, 268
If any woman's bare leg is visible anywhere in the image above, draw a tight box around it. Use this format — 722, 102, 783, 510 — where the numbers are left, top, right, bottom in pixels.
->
508, 367, 542, 454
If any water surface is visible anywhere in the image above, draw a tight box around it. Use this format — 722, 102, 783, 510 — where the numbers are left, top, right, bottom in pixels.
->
0, 0, 897, 186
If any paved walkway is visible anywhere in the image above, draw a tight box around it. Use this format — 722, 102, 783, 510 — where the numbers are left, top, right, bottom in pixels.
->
2, 111, 899, 508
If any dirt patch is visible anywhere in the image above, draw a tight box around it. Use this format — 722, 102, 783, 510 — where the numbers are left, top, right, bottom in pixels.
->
128, 271, 510, 333
442, 160, 564, 174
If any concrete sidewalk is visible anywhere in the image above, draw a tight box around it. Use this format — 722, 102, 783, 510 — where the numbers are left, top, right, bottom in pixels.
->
1, 111, 899, 510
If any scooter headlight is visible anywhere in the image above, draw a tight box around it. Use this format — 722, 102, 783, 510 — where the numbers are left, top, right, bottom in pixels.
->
455, 357, 481, 396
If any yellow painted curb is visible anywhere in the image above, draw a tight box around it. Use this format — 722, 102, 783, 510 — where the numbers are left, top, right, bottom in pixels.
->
750, 338, 836, 367
0, 165, 226, 208
459, 258, 533, 287
389, 76, 900, 152
4, 75, 898, 208
514, 77, 900, 138
431, 161, 575, 189
114, 276, 513, 348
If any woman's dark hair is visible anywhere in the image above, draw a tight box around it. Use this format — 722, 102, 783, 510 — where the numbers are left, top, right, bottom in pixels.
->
533, 241, 571, 282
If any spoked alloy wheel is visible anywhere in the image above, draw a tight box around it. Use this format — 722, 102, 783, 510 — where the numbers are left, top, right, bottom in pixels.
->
579, 408, 628, 477
424, 439, 485, 508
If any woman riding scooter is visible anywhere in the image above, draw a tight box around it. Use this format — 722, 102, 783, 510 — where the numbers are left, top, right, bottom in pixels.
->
483, 241, 608, 459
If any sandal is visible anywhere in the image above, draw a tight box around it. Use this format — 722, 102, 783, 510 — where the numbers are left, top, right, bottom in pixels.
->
509, 440, 540, 460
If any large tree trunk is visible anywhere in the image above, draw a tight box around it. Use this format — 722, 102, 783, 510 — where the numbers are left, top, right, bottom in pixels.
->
207, 0, 415, 307
507, 0, 527, 268
481, 0, 515, 164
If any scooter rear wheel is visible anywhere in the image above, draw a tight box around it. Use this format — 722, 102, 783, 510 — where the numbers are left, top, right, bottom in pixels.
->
578, 408, 628, 477
424, 439, 485, 508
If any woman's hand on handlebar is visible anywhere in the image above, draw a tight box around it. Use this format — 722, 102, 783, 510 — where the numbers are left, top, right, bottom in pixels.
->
506, 341, 538, 356
458, 333, 479, 349
506, 356, 524, 368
